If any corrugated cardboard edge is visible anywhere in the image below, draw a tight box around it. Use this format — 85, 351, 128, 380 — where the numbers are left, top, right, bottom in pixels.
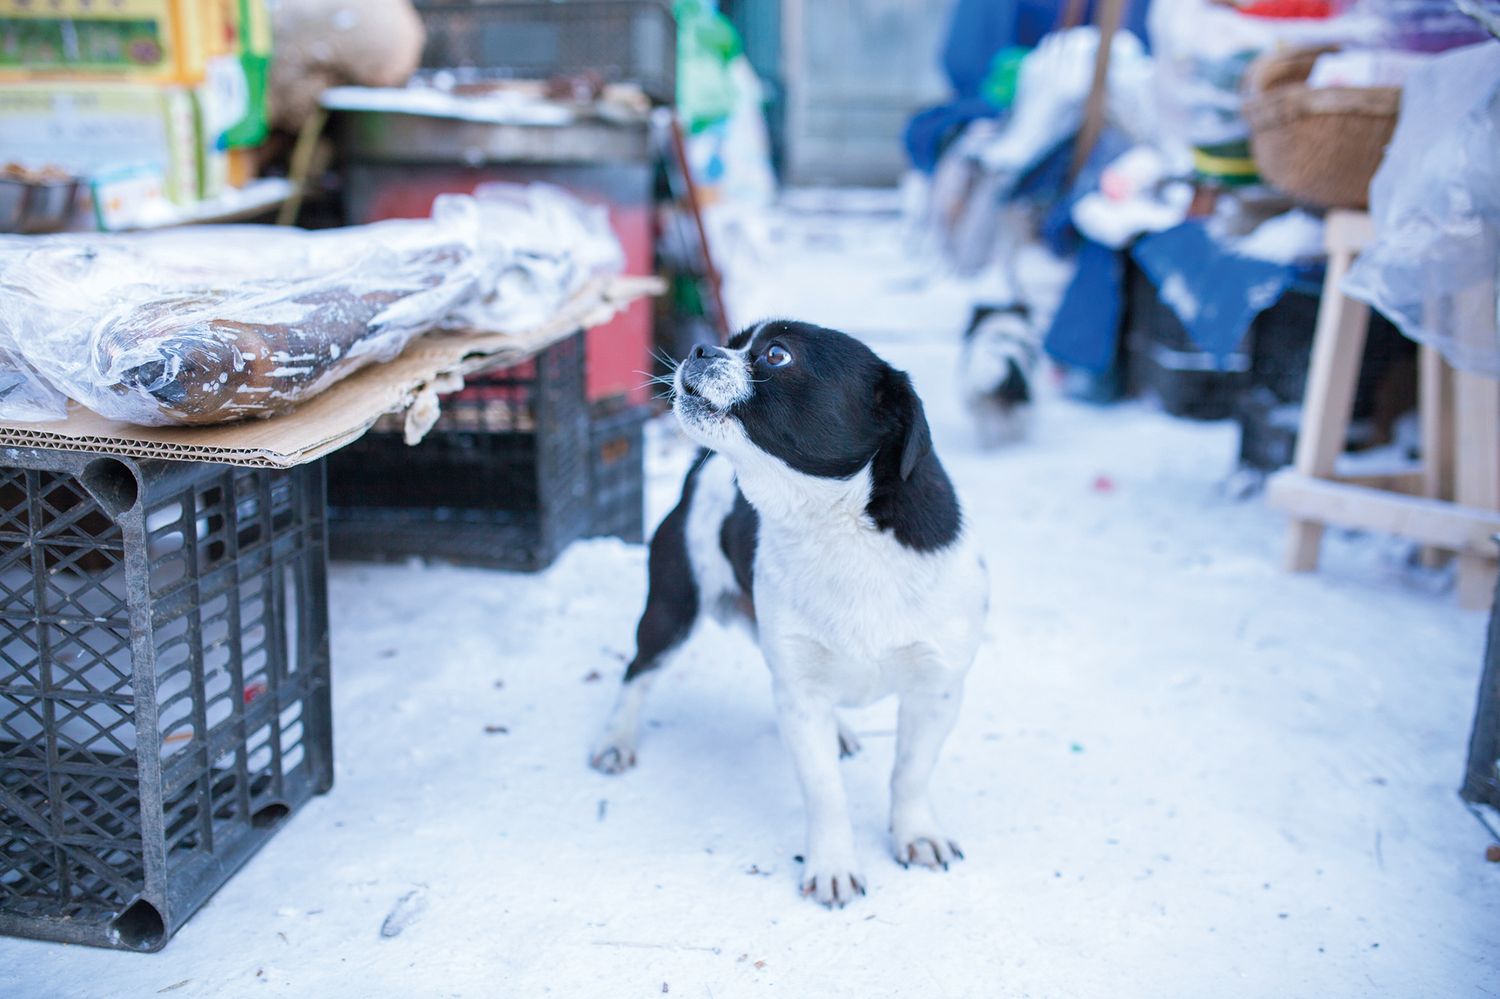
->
0, 274, 664, 468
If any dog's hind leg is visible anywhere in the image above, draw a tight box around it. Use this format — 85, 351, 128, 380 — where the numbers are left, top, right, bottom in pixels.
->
590, 495, 700, 775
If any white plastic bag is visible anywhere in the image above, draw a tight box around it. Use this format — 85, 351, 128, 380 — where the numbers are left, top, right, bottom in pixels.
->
974, 27, 1158, 188
1343, 42, 1500, 376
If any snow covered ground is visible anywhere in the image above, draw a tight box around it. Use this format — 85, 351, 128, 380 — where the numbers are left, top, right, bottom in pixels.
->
4, 201, 1498, 998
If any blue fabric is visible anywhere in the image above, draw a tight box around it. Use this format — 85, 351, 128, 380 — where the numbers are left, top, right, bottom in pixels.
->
1044, 239, 1125, 373
902, 97, 1003, 174
909, 1, 1156, 172
942, 0, 1086, 96
1032, 127, 1134, 255
1132, 222, 1299, 359
943, 0, 1035, 98
943, 0, 1155, 99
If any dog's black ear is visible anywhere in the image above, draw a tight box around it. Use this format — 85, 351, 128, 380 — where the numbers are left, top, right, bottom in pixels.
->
876, 367, 931, 481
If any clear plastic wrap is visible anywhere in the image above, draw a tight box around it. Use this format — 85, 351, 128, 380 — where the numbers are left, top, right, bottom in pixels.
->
1343, 42, 1500, 376
0, 236, 71, 421
0, 185, 623, 426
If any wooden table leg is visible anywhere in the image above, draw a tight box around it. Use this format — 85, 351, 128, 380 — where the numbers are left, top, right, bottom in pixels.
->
1419, 343, 1455, 568
1285, 215, 1372, 571
1453, 280, 1500, 609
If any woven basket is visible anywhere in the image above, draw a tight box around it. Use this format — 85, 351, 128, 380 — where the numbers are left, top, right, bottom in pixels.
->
1243, 46, 1400, 210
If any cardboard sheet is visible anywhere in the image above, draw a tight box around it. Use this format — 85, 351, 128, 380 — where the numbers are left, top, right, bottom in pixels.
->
0, 275, 662, 468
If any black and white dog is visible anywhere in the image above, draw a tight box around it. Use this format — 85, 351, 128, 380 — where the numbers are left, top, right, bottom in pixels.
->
591, 320, 988, 908
959, 303, 1039, 446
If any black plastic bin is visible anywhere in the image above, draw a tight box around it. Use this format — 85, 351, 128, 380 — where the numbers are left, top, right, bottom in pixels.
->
326, 333, 594, 571
1125, 262, 1251, 420
0, 452, 333, 952
1234, 281, 1417, 472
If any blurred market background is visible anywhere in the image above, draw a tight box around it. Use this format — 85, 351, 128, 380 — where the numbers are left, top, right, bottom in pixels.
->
2, 1, 1500, 995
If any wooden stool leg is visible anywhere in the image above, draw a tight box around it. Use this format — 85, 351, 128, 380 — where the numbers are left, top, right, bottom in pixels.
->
1453, 281, 1500, 609
1419, 343, 1455, 568
1284, 235, 1371, 571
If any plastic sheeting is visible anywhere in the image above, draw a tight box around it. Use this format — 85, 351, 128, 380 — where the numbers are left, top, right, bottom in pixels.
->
0, 184, 623, 426
1344, 41, 1500, 377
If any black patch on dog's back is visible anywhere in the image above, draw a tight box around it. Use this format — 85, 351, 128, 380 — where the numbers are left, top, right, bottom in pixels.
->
720, 488, 758, 596
623, 450, 712, 681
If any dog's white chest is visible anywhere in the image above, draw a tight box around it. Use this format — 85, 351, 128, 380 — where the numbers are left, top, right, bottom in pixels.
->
755, 525, 986, 705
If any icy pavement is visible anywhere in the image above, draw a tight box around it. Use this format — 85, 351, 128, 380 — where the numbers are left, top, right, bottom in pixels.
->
5, 202, 1498, 998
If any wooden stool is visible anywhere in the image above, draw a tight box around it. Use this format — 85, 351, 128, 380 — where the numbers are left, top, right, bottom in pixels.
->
1266, 210, 1500, 609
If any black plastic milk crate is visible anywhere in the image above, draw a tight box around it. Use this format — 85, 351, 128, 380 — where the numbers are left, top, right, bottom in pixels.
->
0, 451, 333, 952
588, 403, 649, 545
326, 332, 592, 571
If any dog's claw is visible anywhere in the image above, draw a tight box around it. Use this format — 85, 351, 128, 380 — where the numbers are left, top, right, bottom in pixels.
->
836, 727, 862, 759
588, 745, 637, 775
896, 836, 963, 871
800, 871, 866, 908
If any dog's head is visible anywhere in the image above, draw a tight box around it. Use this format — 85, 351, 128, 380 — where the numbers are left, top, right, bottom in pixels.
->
673, 320, 931, 481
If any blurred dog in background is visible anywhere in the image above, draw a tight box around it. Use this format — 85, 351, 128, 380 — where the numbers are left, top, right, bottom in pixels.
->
959, 302, 1039, 446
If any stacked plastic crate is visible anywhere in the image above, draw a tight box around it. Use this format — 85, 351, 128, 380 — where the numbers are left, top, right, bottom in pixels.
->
0, 453, 333, 951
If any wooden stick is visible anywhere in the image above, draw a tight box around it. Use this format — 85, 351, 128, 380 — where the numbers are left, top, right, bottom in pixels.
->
276, 108, 328, 227
1057, 0, 1089, 31
1419, 340, 1454, 567
666, 113, 731, 341
1279, 211, 1372, 571
1452, 279, 1500, 608
1070, 0, 1129, 181
1269, 471, 1500, 556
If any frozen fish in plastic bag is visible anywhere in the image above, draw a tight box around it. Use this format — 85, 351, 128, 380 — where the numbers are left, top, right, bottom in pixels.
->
454, 183, 626, 331
0, 185, 624, 426
0, 221, 480, 426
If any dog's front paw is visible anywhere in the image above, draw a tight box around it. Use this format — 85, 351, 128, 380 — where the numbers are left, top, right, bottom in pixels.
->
893, 831, 964, 870
589, 738, 637, 775
799, 853, 866, 908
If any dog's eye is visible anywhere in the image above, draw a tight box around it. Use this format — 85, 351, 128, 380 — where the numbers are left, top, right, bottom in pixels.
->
765, 344, 792, 367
